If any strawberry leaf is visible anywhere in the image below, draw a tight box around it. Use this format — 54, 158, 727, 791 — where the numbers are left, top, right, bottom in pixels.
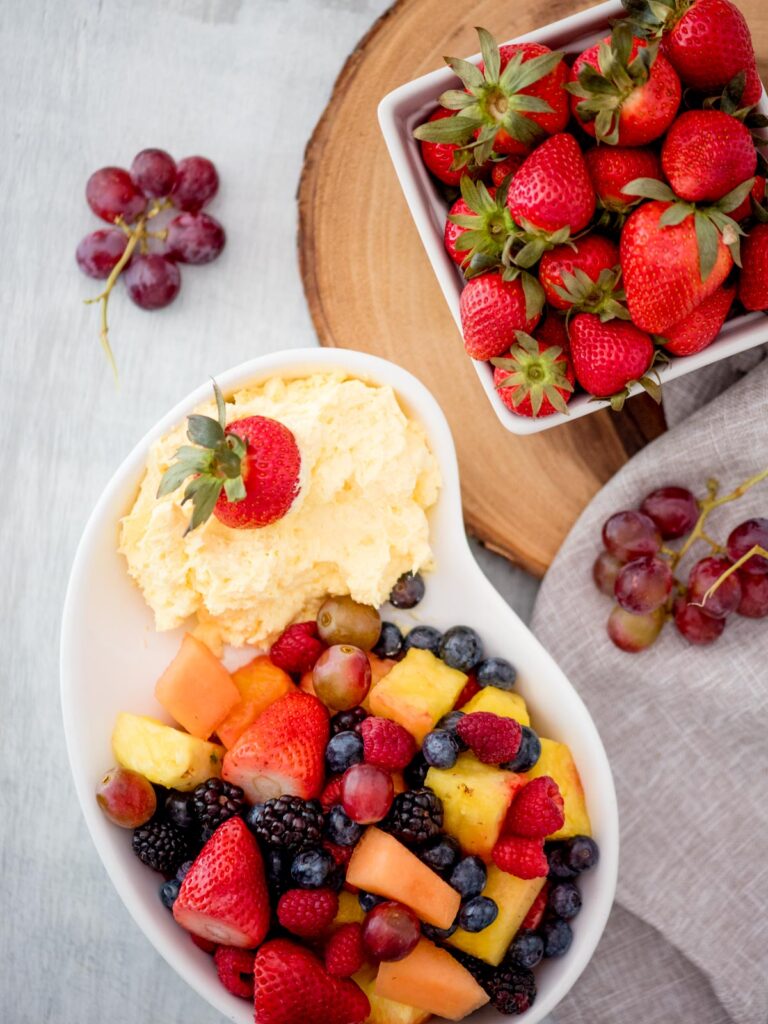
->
694, 211, 720, 280
477, 27, 501, 82
501, 49, 564, 92
660, 202, 693, 227
413, 115, 480, 144
445, 57, 485, 91
717, 177, 757, 213
521, 272, 546, 320
439, 90, 477, 111
623, 177, 677, 202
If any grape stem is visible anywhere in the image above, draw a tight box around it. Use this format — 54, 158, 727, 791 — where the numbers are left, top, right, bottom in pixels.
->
694, 544, 768, 608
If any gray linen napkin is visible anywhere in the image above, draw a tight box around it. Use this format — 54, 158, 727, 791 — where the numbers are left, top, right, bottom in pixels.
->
531, 356, 768, 1024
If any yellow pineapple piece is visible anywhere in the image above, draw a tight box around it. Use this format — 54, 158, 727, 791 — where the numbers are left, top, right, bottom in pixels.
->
426, 754, 524, 861
461, 687, 530, 727
112, 712, 224, 792
354, 965, 431, 1024
369, 649, 467, 743
525, 738, 591, 839
448, 866, 546, 965
332, 890, 366, 929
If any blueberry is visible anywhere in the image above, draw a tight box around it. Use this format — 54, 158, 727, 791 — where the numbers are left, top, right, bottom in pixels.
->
176, 859, 194, 881
422, 729, 460, 769
159, 878, 181, 910
327, 805, 364, 847
565, 835, 600, 873
330, 707, 368, 736
325, 731, 364, 774
505, 929, 544, 969
436, 711, 468, 750
423, 920, 458, 941
450, 856, 487, 899
458, 896, 498, 932
373, 621, 404, 660
389, 572, 426, 609
420, 835, 461, 875
290, 848, 333, 888
439, 626, 483, 672
358, 890, 386, 913
265, 848, 288, 891
546, 843, 579, 880
541, 917, 573, 957
164, 790, 195, 830
476, 657, 516, 690
548, 882, 582, 920
403, 752, 430, 789
501, 726, 541, 773
402, 626, 442, 656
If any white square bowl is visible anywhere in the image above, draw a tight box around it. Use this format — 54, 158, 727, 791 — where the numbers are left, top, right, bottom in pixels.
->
378, 0, 768, 435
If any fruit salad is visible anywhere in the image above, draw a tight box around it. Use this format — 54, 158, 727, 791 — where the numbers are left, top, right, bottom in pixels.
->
97, 576, 599, 1021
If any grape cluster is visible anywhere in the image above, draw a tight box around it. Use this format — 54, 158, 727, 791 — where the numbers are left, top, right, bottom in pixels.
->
594, 477, 768, 650
76, 149, 225, 369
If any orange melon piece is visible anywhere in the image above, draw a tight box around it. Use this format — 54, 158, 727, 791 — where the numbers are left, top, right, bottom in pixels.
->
217, 656, 296, 748
346, 828, 460, 929
375, 939, 489, 1021
354, 964, 431, 1024
155, 634, 239, 740
362, 653, 397, 711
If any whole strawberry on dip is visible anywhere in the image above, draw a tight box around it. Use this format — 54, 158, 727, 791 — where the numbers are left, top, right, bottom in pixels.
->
119, 373, 440, 649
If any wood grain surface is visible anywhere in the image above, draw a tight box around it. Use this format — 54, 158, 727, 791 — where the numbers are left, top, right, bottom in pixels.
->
298, 0, 768, 576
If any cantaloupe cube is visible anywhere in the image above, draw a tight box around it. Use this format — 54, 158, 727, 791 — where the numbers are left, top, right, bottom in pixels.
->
154, 634, 239, 740
369, 649, 467, 744
354, 965, 431, 1024
217, 656, 295, 748
525, 738, 591, 839
346, 828, 461, 929
461, 687, 530, 726
376, 939, 489, 1021
112, 712, 224, 791
362, 653, 397, 712
448, 866, 546, 965
426, 755, 525, 861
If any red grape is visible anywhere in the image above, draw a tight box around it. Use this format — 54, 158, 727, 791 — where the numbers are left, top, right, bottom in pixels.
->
362, 902, 421, 962
726, 518, 768, 575
341, 763, 394, 824
96, 766, 156, 827
76, 229, 129, 279
171, 156, 219, 212
123, 254, 181, 310
166, 212, 226, 265
674, 597, 726, 644
736, 571, 768, 618
313, 645, 371, 711
86, 167, 147, 224
607, 605, 664, 652
131, 148, 177, 198
640, 486, 699, 539
602, 511, 661, 561
615, 556, 673, 614
593, 550, 624, 596
687, 556, 741, 618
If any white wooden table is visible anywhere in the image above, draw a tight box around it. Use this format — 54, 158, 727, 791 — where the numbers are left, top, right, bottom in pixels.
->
0, 2, 537, 1020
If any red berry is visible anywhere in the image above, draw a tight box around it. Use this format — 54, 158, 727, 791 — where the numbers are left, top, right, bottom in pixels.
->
362, 902, 420, 962
190, 933, 217, 954
325, 923, 366, 978
166, 212, 226, 265
171, 155, 219, 212
687, 556, 742, 619
270, 621, 326, 675
418, 108, 466, 186
640, 486, 699, 539
214, 945, 256, 1000
492, 836, 548, 879
86, 166, 147, 224
360, 717, 416, 772
614, 556, 673, 614
130, 148, 177, 198
520, 882, 549, 930
76, 229, 129, 279
341, 764, 394, 824
602, 510, 661, 561
456, 712, 522, 765
726, 518, 768, 575
736, 572, 768, 618
277, 888, 339, 938
123, 253, 181, 310
321, 775, 344, 813
323, 839, 354, 869
491, 155, 525, 188
505, 776, 565, 839
455, 674, 481, 709
673, 597, 726, 645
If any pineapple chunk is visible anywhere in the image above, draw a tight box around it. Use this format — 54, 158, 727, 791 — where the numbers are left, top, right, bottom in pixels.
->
525, 738, 591, 839
448, 866, 546, 965
332, 891, 366, 930
354, 965, 431, 1024
369, 649, 467, 743
112, 712, 224, 791
426, 755, 524, 861
461, 687, 530, 726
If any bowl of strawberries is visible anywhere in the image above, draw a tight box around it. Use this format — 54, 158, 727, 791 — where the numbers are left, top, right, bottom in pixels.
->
378, 0, 768, 434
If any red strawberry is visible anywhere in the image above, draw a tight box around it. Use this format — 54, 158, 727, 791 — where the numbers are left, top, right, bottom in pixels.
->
520, 882, 549, 930
569, 314, 654, 405
360, 716, 416, 772
739, 223, 768, 311
277, 888, 339, 938
460, 273, 541, 361
491, 155, 525, 188
222, 691, 329, 803
443, 181, 515, 272
743, 64, 764, 106
418, 108, 468, 186
535, 312, 569, 350
173, 818, 270, 948
656, 0, 756, 94
658, 284, 736, 356
538, 235, 620, 311
505, 776, 565, 839
731, 175, 766, 222
507, 134, 596, 235
568, 27, 681, 146
492, 334, 574, 418
190, 933, 217, 954
214, 945, 256, 999
620, 201, 733, 332
158, 381, 300, 532
270, 621, 326, 675
253, 938, 370, 1024
456, 711, 522, 764
585, 146, 663, 213
321, 775, 344, 812
325, 923, 366, 978
445, 197, 472, 266
492, 836, 548, 879
661, 110, 756, 203
454, 673, 481, 709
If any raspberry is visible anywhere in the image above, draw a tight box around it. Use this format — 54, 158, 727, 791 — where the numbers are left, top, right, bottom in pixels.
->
321, 775, 344, 812
325, 922, 366, 978
492, 836, 548, 879
277, 887, 339, 938
360, 716, 417, 771
214, 945, 256, 999
454, 674, 481, 709
323, 839, 354, 869
270, 621, 325, 675
190, 933, 217, 954
505, 776, 565, 839
520, 882, 549, 930
456, 712, 522, 764
489, 964, 537, 1014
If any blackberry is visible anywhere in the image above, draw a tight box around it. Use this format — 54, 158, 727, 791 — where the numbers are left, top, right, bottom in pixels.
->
403, 753, 429, 789
502, 726, 541, 774
505, 929, 544, 970
402, 625, 442, 656
419, 835, 460, 875
489, 965, 537, 1014
372, 621, 404, 660
422, 729, 460, 769
548, 881, 582, 921
192, 778, 246, 841
326, 805, 364, 846
439, 626, 483, 672
383, 788, 443, 846
330, 706, 369, 736
358, 890, 386, 913
458, 896, 497, 932
541, 917, 573, 957
476, 657, 516, 691
159, 878, 182, 910
449, 856, 486, 899
326, 731, 364, 774
448, 949, 494, 993
245, 796, 324, 853
132, 820, 189, 875
290, 848, 334, 889
389, 571, 426, 609
164, 790, 196, 831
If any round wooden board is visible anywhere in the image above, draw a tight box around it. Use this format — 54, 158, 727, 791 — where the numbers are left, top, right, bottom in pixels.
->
298, 0, 767, 577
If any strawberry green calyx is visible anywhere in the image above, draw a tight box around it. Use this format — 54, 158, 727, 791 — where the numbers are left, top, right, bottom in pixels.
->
553, 266, 631, 323
703, 73, 768, 163
620, 0, 689, 38
450, 176, 518, 275
413, 28, 564, 165
157, 381, 248, 533
491, 332, 574, 416
592, 348, 668, 412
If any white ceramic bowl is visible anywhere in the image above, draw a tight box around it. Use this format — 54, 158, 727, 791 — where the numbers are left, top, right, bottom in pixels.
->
60, 348, 618, 1023
377, 0, 768, 435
